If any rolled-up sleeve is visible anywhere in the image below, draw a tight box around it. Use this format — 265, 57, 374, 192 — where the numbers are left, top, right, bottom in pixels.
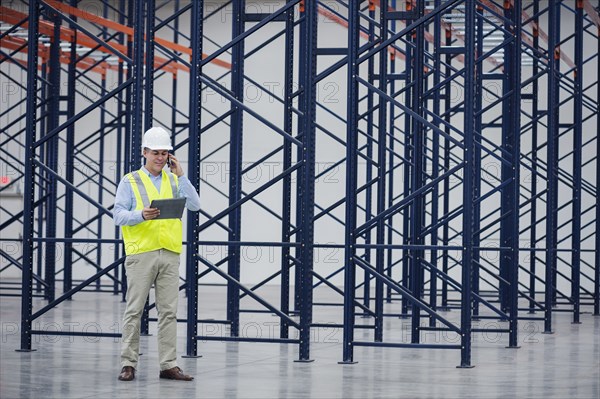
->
113, 177, 145, 226
177, 176, 201, 212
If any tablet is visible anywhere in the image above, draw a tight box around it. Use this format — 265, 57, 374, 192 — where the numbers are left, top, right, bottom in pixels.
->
149, 198, 186, 219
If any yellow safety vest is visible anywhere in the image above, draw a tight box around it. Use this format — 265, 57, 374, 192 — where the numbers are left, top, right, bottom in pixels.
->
121, 169, 182, 255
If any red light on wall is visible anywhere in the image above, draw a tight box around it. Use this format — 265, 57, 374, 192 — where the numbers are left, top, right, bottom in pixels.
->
0, 176, 11, 186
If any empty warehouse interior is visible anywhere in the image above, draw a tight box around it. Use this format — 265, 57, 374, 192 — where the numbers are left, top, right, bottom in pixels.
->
1, 0, 599, 398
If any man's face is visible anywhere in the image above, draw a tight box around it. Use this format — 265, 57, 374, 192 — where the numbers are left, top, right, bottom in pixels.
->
143, 148, 169, 176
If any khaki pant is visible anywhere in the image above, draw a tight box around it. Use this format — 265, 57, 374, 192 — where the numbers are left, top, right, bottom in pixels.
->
121, 249, 180, 371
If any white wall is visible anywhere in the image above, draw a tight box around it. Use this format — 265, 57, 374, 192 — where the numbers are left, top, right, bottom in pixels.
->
0, 1, 597, 296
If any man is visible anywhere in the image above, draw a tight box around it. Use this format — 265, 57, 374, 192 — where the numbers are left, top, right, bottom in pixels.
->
113, 126, 200, 381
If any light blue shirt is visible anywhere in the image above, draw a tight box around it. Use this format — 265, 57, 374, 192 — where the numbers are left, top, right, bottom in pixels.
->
113, 166, 201, 226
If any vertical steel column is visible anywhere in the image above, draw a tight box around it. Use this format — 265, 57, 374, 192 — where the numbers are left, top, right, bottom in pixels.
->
297, 0, 318, 363
429, 0, 444, 324
18, 0, 40, 352
472, 4, 484, 320
64, 0, 78, 299
528, 0, 540, 313
544, 0, 560, 334
280, 0, 295, 339
499, 1, 514, 313
43, 7, 61, 302
410, 1, 426, 344
385, 0, 398, 304
114, 0, 127, 296
184, 0, 204, 359
401, 20, 413, 317
363, 0, 375, 311
96, 2, 110, 292
130, 0, 145, 170
121, 0, 136, 303
32, 21, 42, 293
227, 0, 245, 338
550, 3, 561, 307
116, 0, 129, 300
507, 0, 522, 348
595, 9, 600, 317
130, 0, 150, 336
340, 0, 360, 364
441, 27, 452, 310
459, 0, 476, 369
570, 0, 584, 324
374, 0, 389, 342
171, 1, 180, 144
294, 2, 308, 315
123, 0, 135, 177
144, 0, 156, 131
97, 65, 106, 292
36, 64, 46, 296
97, 69, 108, 292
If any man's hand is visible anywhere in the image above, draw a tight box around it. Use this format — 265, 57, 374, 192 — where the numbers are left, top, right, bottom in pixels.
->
142, 206, 160, 220
168, 155, 184, 177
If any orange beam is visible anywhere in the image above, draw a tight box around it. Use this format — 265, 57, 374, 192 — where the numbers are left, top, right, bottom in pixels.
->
0, 54, 30, 69
367, 0, 472, 66
0, 34, 46, 73
0, 6, 180, 74
479, 0, 576, 69
367, 0, 577, 71
582, 0, 600, 29
378, 0, 470, 65
43, 0, 134, 38
1, 5, 230, 75
43, 0, 231, 70
1, 36, 48, 60
317, 4, 406, 61
0, 34, 109, 75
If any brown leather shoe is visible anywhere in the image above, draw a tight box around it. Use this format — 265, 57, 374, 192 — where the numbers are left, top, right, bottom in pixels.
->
159, 366, 194, 381
118, 366, 135, 381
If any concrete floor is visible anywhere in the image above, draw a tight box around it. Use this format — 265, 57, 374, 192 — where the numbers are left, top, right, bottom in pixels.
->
1, 285, 598, 399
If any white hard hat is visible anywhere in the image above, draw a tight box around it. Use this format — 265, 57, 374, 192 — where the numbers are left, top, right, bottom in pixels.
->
142, 127, 173, 150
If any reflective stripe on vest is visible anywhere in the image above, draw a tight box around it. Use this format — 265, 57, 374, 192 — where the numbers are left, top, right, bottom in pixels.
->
121, 169, 183, 255
131, 171, 150, 207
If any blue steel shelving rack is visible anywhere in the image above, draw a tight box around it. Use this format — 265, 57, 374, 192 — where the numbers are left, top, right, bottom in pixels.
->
0, 0, 598, 367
